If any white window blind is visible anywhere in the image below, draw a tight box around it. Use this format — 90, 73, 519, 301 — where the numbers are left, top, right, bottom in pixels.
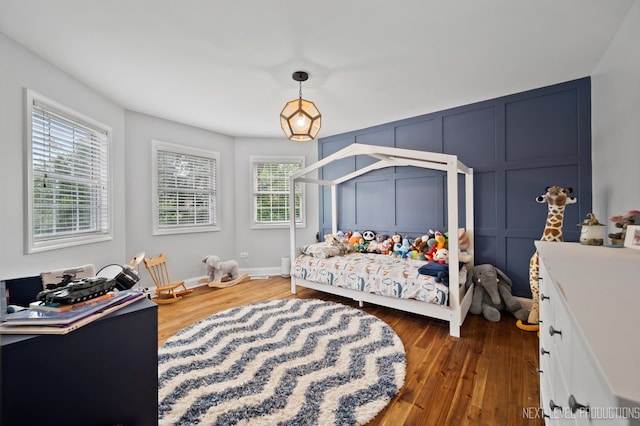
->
26, 90, 111, 252
252, 157, 304, 228
152, 140, 219, 235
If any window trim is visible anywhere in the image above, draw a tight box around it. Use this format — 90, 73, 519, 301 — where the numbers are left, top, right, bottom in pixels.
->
151, 140, 220, 235
24, 89, 113, 254
250, 155, 305, 230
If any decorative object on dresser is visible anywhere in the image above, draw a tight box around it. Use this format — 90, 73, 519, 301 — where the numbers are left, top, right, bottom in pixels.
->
578, 212, 605, 246
624, 225, 640, 249
517, 186, 576, 332
608, 210, 640, 246
536, 242, 640, 424
289, 143, 474, 337
157, 299, 406, 425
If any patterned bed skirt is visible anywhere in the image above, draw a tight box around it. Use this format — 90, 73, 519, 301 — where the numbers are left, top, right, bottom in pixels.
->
292, 253, 467, 306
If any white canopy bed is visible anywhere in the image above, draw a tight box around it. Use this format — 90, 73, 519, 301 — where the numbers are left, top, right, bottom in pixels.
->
289, 143, 474, 337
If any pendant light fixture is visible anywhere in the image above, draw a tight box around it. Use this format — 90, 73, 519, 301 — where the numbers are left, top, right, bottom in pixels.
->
280, 71, 321, 142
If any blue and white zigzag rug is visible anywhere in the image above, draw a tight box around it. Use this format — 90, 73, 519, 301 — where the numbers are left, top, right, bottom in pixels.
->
158, 298, 406, 425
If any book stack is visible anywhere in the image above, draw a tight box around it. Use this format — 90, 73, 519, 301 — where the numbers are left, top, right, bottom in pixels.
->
29, 291, 116, 312
0, 290, 145, 335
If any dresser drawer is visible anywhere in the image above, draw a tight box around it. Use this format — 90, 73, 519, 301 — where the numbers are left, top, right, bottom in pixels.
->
547, 285, 574, 379
570, 335, 617, 425
539, 342, 552, 417
538, 261, 554, 328
548, 351, 575, 425
538, 261, 555, 362
539, 267, 573, 376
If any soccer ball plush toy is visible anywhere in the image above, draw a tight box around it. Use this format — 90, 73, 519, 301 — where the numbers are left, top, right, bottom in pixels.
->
202, 255, 240, 282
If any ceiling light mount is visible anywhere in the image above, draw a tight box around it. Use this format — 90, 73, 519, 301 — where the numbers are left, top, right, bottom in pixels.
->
292, 71, 309, 83
280, 70, 321, 142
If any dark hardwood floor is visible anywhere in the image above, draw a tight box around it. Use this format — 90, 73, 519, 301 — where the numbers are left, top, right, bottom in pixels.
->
157, 276, 544, 425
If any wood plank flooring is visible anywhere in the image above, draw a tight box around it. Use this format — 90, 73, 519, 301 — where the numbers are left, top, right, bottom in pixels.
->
157, 276, 544, 425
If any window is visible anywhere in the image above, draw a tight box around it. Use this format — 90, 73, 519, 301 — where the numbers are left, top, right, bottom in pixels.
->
251, 156, 305, 228
152, 140, 219, 235
26, 90, 112, 253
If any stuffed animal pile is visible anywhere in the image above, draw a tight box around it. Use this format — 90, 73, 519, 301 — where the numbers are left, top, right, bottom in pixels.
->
322, 228, 472, 264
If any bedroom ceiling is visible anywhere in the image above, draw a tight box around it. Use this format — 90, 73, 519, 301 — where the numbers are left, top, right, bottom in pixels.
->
0, 1, 635, 139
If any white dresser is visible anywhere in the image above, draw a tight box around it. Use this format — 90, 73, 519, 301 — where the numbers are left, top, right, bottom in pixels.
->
536, 242, 640, 425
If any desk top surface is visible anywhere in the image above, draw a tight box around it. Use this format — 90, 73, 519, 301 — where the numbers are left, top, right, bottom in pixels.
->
0, 297, 157, 346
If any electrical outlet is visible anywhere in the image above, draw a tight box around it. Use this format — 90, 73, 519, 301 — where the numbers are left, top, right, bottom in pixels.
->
240, 252, 249, 258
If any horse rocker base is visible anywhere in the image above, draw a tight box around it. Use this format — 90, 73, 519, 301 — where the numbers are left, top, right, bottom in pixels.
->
205, 273, 250, 288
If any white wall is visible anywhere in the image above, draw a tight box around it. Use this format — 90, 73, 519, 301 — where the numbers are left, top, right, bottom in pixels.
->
0, 29, 318, 285
123, 119, 319, 283
234, 137, 318, 273
591, 0, 640, 227
124, 111, 236, 284
0, 32, 127, 280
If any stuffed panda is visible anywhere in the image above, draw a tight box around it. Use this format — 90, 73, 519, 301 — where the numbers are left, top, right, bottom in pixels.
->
362, 230, 376, 242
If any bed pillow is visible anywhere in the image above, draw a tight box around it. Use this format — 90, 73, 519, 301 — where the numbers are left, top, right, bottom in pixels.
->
300, 242, 342, 259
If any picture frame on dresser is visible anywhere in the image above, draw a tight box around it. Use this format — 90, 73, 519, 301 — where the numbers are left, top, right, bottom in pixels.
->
623, 225, 640, 249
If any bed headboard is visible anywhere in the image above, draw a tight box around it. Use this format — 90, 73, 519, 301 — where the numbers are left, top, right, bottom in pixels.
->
289, 143, 474, 268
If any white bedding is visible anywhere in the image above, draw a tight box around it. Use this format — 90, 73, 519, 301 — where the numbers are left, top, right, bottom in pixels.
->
292, 252, 467, 306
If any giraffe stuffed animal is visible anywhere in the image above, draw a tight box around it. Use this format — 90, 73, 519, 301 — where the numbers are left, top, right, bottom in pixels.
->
517, 186, 577, 332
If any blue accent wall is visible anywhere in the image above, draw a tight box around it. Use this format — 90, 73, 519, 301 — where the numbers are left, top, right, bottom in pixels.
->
317, 77, 592, 298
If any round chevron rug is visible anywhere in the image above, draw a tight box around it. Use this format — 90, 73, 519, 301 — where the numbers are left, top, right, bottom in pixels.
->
157, 298, 406, 425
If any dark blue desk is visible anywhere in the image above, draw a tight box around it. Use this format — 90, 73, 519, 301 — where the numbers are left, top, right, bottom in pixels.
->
1, 298, 158, 426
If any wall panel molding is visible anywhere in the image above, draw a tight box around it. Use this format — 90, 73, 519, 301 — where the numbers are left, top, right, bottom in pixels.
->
318, 77, 591, 297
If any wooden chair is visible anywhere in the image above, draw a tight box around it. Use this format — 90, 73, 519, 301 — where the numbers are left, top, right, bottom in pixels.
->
143, 253, 192, 304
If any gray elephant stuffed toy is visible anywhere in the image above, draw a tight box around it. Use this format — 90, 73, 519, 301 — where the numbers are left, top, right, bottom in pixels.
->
470, 264, 529, 322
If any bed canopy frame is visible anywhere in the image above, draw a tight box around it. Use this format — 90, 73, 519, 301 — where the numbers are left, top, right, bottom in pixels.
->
289, 143, 474, 337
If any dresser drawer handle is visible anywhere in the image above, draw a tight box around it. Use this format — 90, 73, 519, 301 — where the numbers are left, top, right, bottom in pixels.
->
536, 368, 543, 375
549, 399, 562, 411
568, 395, 590, 414
540, 293, 550, 301
549, 326, 562, 337
540, 347, 550, 356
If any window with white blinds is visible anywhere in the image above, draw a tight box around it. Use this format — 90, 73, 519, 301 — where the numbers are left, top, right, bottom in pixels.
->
26, 90, 112, 253
251, 156, 304, 228
152, 140, 219, 235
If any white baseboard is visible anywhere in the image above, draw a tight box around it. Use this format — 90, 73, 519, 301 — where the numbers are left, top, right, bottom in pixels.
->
242, 266, 283, 279
140, 267, 284, 298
